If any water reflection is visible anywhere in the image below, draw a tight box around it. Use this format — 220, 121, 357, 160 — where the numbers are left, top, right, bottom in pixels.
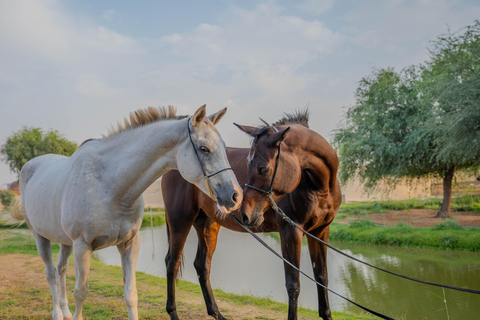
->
92, 225, 480, 319
335, 242, 480, 319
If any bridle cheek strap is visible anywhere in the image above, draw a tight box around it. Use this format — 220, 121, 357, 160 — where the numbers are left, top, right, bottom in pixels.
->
245, 141, 282, 196
187, 118, 233, 201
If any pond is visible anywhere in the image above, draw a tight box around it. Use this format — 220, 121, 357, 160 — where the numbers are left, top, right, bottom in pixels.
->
92, 225, 480, 319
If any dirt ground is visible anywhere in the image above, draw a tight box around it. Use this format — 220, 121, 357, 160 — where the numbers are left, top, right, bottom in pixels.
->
340, 209, 480, 227
0, 252, 282, 319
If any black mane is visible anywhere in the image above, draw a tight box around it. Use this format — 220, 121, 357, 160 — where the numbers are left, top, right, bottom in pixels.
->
273, 108, 309, 128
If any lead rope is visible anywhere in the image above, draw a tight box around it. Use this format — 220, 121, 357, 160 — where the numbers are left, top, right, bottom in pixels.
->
266, 194, 480, 295
229, 212, 396, 320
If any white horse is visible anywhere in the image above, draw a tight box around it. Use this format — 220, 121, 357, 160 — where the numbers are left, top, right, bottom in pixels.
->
11, 105, 242, 320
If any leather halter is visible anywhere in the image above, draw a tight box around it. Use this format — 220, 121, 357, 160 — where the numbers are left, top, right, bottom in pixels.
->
187, 117, 233, 200
245, 124, 282, 196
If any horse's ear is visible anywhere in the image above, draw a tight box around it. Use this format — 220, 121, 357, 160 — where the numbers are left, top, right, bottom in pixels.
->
208, 107, 227, 125
192, 105, 207, 129
234, 123, 257, 137
268, 127, 290, 147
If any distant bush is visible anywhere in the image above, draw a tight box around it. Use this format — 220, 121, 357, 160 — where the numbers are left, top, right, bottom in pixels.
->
433, 220, 463, 231
349, 219, 376, 229
0, 190, 15, 207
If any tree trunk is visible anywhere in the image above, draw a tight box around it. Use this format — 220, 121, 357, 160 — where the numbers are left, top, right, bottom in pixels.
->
436, 165, 454, 218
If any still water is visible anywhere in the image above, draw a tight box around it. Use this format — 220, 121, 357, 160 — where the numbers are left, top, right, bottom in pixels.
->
93, 225, 480, 319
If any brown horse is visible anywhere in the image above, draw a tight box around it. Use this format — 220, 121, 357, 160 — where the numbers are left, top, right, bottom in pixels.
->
162, 111, 341, 320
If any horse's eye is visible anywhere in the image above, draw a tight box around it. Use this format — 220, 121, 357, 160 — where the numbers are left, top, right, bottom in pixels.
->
259, 167, 269, 174
200, 146, 210, 153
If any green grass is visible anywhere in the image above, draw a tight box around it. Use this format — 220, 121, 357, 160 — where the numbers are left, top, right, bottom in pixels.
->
336, 195, 480, 220
0, 230, 375, 319
141, 210, 166, 227
329, 220, 480, 251
0, 208, 166, 229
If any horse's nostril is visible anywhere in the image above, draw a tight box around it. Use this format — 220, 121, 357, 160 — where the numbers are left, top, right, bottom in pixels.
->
241, 212, 249, 225
232, 192, 238, 203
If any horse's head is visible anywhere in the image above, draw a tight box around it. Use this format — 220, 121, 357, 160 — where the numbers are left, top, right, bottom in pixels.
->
234, 123, 301, 227
177, 105, 243, 214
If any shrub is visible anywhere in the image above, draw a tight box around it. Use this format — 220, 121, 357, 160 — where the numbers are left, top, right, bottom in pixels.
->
433, 220, 463, 231
0, 190, 15, 207
349, 219, 376, 229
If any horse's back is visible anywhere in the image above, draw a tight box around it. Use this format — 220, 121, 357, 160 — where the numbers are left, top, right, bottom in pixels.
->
21, 154, 70, 200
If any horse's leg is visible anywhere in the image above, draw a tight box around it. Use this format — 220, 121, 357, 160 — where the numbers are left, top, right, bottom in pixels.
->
279, 224, 303, 320
193, 215, 224, 320
72, 239, 92, 320
307, 226, 333, 320
32, 231, 63, 320
165, 218, 195, 320
57, 244, 73, 320
117, 233, 141, 320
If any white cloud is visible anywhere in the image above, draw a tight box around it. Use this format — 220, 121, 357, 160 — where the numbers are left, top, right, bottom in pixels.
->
296, 0, 335, 15
0, 0, 71, 61
76, 73, 117, 99
0, 0, 142, 65
344, 0, 480, 57
159, 2, 343, 101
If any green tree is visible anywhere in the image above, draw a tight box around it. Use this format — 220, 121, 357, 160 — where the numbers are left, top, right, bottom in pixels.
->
1, 127, 77, 178
333, 21, 480, 218
0, 190, 15, 207
419, 21, 480, 216
333, 67, 436, 192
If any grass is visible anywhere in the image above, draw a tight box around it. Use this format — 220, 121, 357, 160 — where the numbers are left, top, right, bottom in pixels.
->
0, 207, 167, 229
265, 196, 480, 251
141, 208, 166, 227
0, 230, 376, 319
336, 195, 480, 220
327, 195, 480, 251
329, 220, 480, 251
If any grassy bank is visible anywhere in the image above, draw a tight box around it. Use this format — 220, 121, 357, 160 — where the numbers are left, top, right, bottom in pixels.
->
329, 196, 480, 251
336, 195, 480, 219
329, 219, 480, 251
0, 230, 373, 319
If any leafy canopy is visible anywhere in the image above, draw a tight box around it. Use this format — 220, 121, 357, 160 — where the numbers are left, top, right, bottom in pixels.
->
420, 20, 480, 167
1, 127, 77, 178
333, 20, 480, 191
0, 190, 15, 207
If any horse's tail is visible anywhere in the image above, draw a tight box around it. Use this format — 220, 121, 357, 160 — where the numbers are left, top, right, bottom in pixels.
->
166, 217, 185, 279
9, 199, 25, 222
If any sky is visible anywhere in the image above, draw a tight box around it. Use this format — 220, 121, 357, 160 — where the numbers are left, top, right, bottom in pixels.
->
1, 0, 479, 185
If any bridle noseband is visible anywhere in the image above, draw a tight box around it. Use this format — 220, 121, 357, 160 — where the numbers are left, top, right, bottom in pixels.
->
187, 117, 233, 200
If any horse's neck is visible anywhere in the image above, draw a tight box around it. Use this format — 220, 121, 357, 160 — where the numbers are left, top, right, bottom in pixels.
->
93, 119, 188, 206
293, 127, 339, 193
